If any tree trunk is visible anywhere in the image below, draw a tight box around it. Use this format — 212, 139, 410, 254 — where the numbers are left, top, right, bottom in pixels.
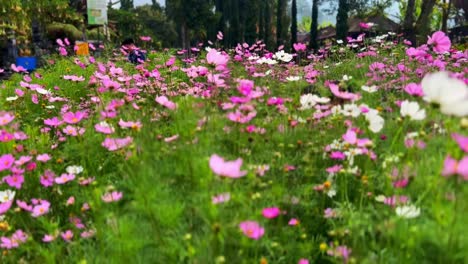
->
403, 0, 416, 45
259, 0, 265, 42
415, 0, 437, 41
310, 0, 319, 50
276, 0, 284, 48
441, 0, 452, 33
264, 0, 273, 50
291, 0, 297, 48
336, 0, 349, 41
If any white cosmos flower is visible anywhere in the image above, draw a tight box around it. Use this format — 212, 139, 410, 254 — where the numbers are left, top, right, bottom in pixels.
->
396, 205, 421, 218
257, 58, 278, 65
337, 40, 343, 44
365, 110, 385, 133
273, 50, 293, 62
36, 88, 50, 95
422, 71, 468, 116
400, 100, 426, 121
341, 104, 361, 117
0, 190, 15, 203
286, 76, 301, 82
342, 75, 353, 81
66, 165, 84, 175
45, 105, 55, 109
6, 96, 18, 101
299, 94, 330, 110
361, 85, 378, 93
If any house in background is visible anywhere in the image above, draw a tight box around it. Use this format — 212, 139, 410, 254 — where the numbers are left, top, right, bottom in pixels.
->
297, 13, 401, 44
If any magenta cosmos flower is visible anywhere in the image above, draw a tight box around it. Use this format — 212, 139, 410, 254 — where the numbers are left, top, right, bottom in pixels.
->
239, 221, 264, 240
262, 207, 281, 219
427, 31, 451, 54
209, 154, 247, 178
452, 133, 468, 153
442, 155, 468, 180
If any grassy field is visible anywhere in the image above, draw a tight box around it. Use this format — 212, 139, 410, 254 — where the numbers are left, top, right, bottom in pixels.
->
0, 33, 467, 263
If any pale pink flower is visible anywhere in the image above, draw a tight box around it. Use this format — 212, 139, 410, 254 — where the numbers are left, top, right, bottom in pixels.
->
209, 154, 247, 178
155, 96, 177, 110
239, 221, 264, 240
101, 191, 123, 203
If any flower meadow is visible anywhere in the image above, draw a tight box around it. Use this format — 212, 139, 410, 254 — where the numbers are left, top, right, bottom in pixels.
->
0, 31, 467, 263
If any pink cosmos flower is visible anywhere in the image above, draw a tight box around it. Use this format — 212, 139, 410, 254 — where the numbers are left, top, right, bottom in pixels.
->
206, 48, 229, 70
16, 200, 33, 212
61, 230, 73, 242
298, 259, 309, 264
442, 155, 468, 180
15, 156, 32, 166
164, 135, 179, 143
427, 31, 451, 53
11, 64, 27, 73
54, 173, 76, 184
452, 133, 468, 152
42, 234, 55, 243
262, 207, 281, 219
95, 122, 114, 134
0, 130, 14, 142
102, 137, 133, 151
227, 111, 256, 123
44, 117, 62, 127
209, 154, 247, 178
140, 36, 151, 41
326, 164, 343, 174
211, 192, 231, 204
404, 83, 424, 97
0, 154, 15, 171
101, 191, 123, 203
0, 113, 15, 126
32, 200, 50, 217
238, 79, 254, 96
342, 129, 357, 144
62, 111, 86, 124
293, 43, 307, 52
40, 170, 55, 187
288, 218, 299, 226
4, 174, 24, 189
0, 230, 27, 249
118, 119, 142, 130
328, 82, 360, 101
37, 154, 51, 162
330, 151, 346, 160
0, 200, 13, 215
155, 96, 177, 110
239, 221, 264, 240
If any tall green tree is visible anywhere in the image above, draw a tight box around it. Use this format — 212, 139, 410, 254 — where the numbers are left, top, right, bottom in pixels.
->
276, 0, 287, 48
403, 0, 416, 44
336, 0, 349, 41
309, 0, 319, 50
245, 0, 260, 44
415, 0, 437, 41
291, 0, 298, 47
264, 0, 274, 49
120, 0, 133, 10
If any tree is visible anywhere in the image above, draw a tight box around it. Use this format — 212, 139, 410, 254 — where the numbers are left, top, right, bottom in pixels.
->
403, 0, 416, 44
120, 0, 133, 10
277, 0, 287, 48
291, 0, 298, 47
440, 0, 453, 33
245, 1, 260, 44
336, 0, 349, 41
264, 0, 274, 49
309, 0, 319, 50
415, 0, 437, 40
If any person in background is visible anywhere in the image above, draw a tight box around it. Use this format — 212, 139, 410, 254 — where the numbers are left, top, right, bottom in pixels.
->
121, 38, 146, 64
